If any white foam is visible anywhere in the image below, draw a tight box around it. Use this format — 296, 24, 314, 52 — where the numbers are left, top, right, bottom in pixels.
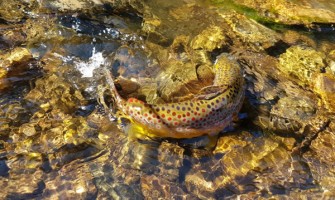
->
74, 48, 105, 77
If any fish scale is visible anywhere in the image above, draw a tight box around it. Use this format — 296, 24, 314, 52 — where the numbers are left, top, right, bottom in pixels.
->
104, 54, 245, 138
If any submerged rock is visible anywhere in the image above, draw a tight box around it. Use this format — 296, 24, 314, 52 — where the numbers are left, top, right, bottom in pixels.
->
231, 0, 335, 25
278, 45, 325, 87
1, 0, 335, 199
303, 122, 335, 197
313, 73, 335, 112
0, 47, 34, 90
25, 74, 86, 114
0, 0, 34, 22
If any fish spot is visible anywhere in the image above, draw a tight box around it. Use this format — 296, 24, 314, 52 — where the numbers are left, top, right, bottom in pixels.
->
172, 112, 176, 116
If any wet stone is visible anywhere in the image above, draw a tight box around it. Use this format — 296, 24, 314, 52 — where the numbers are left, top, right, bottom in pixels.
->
269, 96, 317, 134
278, 45, 326, 87
156, 142, 184, 182
19, 123, 37, 137
156, 61, 203, 102
42, 162, 97, 199
1, 0, 335, 199
0, 47, 33, 90
141, 175, 194, 200
25, 74, 86, 114
0, 0, 31, 22
223, 12, 280, 51
191, 26, 226, 51
313, 73, 335, 112
303, 126, 335, 196
0, 169, 44, 199
233, 0, 335, 25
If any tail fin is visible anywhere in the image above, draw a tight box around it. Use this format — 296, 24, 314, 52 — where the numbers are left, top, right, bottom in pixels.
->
103, 67, 125, 106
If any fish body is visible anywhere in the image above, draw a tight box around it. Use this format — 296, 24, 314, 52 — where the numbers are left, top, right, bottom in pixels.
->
104, 55, 244, 138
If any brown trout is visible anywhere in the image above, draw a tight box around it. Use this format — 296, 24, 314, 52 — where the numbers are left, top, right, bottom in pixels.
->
104, 54, 245, 138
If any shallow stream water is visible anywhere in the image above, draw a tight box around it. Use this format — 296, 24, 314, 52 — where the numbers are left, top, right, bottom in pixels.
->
1, 0, 335, 199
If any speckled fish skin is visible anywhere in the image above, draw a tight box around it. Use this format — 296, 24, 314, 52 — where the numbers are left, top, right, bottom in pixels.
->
104, 54, 245, 138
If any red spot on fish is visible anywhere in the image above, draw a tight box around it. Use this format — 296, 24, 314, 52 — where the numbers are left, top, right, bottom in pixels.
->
161, 114, 165, 118
172, 112, 176, 116
128, 98, 133, 103
178, 115, 181, 118
183, 118, 186, 122
144, 113, 148, 117
192, 117, 195, 121
148, 117, 151, 120
202, 108, 206, 113
168, 117, 172, 121
186, 112, 190, 116
174, 122, 179, 126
